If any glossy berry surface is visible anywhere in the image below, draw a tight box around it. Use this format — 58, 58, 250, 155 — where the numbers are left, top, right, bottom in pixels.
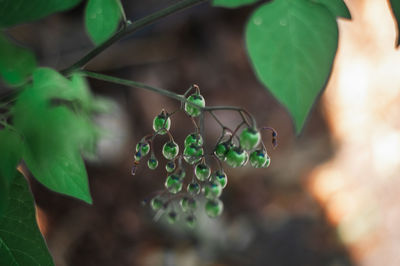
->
152, 113, 171, 135
136, 141, 150, 156
165, 161, 176, 173
184, 133, 203, 147
225, 147, 248, 168
150, 197, 163, 211
239, 127, 261, 150
185, 215, 196, 228
162, 141, 179, 160
184, 93, 205, 117
195, 163, 211, 181
205, 199, 224, 218
165, 174, 182, 194
214, 141, 231, 160
180, 197, 197, 212
250, 149, 269, 168
203, 181, 222, 199
214, 170, 227, 189
263, 155, 271, 168
167, 211, 178, 224
187, 182, 201, 195
147, 157, 158, 170
183, 144, 203, 164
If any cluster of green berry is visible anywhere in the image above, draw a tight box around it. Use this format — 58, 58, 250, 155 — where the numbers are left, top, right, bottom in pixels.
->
132, 85, 276, 228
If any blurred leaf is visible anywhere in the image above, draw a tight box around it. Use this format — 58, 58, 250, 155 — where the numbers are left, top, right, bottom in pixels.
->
0, 128, 23, 215
246, 0, 338, 133
0, 173, 54, 266
389, 0, 400, 46
85, 0, 123, 44
310, 0, 351, 19
0, 0, 82, 28
12, 68, 103, 203
213, 0, 259, 8
0, 33, 36, 86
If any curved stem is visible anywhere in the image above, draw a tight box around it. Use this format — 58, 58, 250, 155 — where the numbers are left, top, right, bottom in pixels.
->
61, 0, 208, 75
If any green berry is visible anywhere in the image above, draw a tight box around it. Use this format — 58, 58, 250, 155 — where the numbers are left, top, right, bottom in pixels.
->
134, 151, 142, 161
147, 157, 158, 170
214, 170, 227, 189
167, 211, 178, 224
239, 127, 261, 150
250, 149, 269, 168
152, 112, 171, 135
195, 163, 211, 181
165, 174, 182, 194
183, 144, 203, 164
162, 141, 179, 160
225, 147, 248, 168
185, 215, 196, 228
187, 182, 201, 195
180, 197, 197, 212
263, 155, 271, 168
184, 93, 205, 117
203, 181, 222, 199
165, 161, 176, 173
214, 141, 231, 160
150, 197, 163, 211
205, 199, 224, 218
184, 133, 203, 147
136, 141, 150, 156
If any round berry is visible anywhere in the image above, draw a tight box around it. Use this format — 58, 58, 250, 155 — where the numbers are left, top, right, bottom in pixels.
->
184, 93, 205, 117
180, 197, 197, 212
225, 147, 248, 168
250, 149, 269, 168
195, 163, 211, 181
239, 127, 261, 150
165, 174, 182, 194
263, 155, 271, 168
187, 182, 201, 195
183, 144, 203, 165
203, 181, 222, 199
184, 133, 203, 147
205, 199, 224, 218
150, 197, 163, 211
214, 170, 227, 189
162, 141, 179, 160
136, 141, 150, 156
185, 215, 196, 228
152, 112, 171, 135
167, 211, 178, 224
165, 161, 176, 173
134, 151, 142, 161
214, 141, 231, 160
147, 157, 158, 170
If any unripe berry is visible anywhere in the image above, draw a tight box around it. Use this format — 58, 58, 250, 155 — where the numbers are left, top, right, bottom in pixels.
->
203, 181, 222, 199
183, 144, 203, 164
249, 149, 269, 168
195, 163, 211, 181
239, 127, 261, 150
187, 182, 201, 195
184, 93, 205, 117
225, 146, 248, 168
147, 157, 158, 170
205, 199, 224, 218
150, 197, 163, 211
162, 141, 179, 160
153, 112, 171, 135
184, 132, 203, 147
165, 174, 182, 194
214, 170, 227, 189
180, 197, 197, 212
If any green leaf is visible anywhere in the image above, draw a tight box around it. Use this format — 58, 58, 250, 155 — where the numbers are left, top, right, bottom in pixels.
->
310, 0, 351, 19
213, 0, 259, 8
246, 0, 338, 133
85, 0, 123, 44
0, 128, 23, 215
0, 173, 54, 266
0, 0, 82, 28
12, 68, 100, 203
389, 0, 400, 46
0, 33, 36, 86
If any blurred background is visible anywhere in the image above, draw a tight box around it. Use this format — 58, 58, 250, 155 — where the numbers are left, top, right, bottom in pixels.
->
6, 0, 400, 265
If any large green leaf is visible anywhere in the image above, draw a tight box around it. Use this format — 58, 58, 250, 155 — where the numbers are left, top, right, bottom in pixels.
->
0, 173, 54, 266
246, 0, 338, 133
389, 0, 400, 46
85, 0, 123, 44
12, 68, 101, 203
0, 0, 82, 28
310, 0, 351, 19
0, 128, 23, 215
0, 33, 36, 86
213, 0, 259, 8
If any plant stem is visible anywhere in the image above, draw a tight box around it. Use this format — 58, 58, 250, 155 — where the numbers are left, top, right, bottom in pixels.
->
61, 0, 209, 75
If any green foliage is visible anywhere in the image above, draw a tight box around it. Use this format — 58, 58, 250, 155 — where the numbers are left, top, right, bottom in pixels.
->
0, 33, 36, 86
0, 128, 22, 215
85, 0, 123, 44
12, 68, 105, 204
246, 0, 338, 133
0, 173, 54, 266
0, 0, 82, 28
389, 0, 400, 46
311, 0, 351, 19
213, 0, 259, 8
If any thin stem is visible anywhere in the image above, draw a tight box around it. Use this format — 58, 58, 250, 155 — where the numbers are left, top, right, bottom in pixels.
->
204, 106, 257, 128
61, 0, 208, 75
